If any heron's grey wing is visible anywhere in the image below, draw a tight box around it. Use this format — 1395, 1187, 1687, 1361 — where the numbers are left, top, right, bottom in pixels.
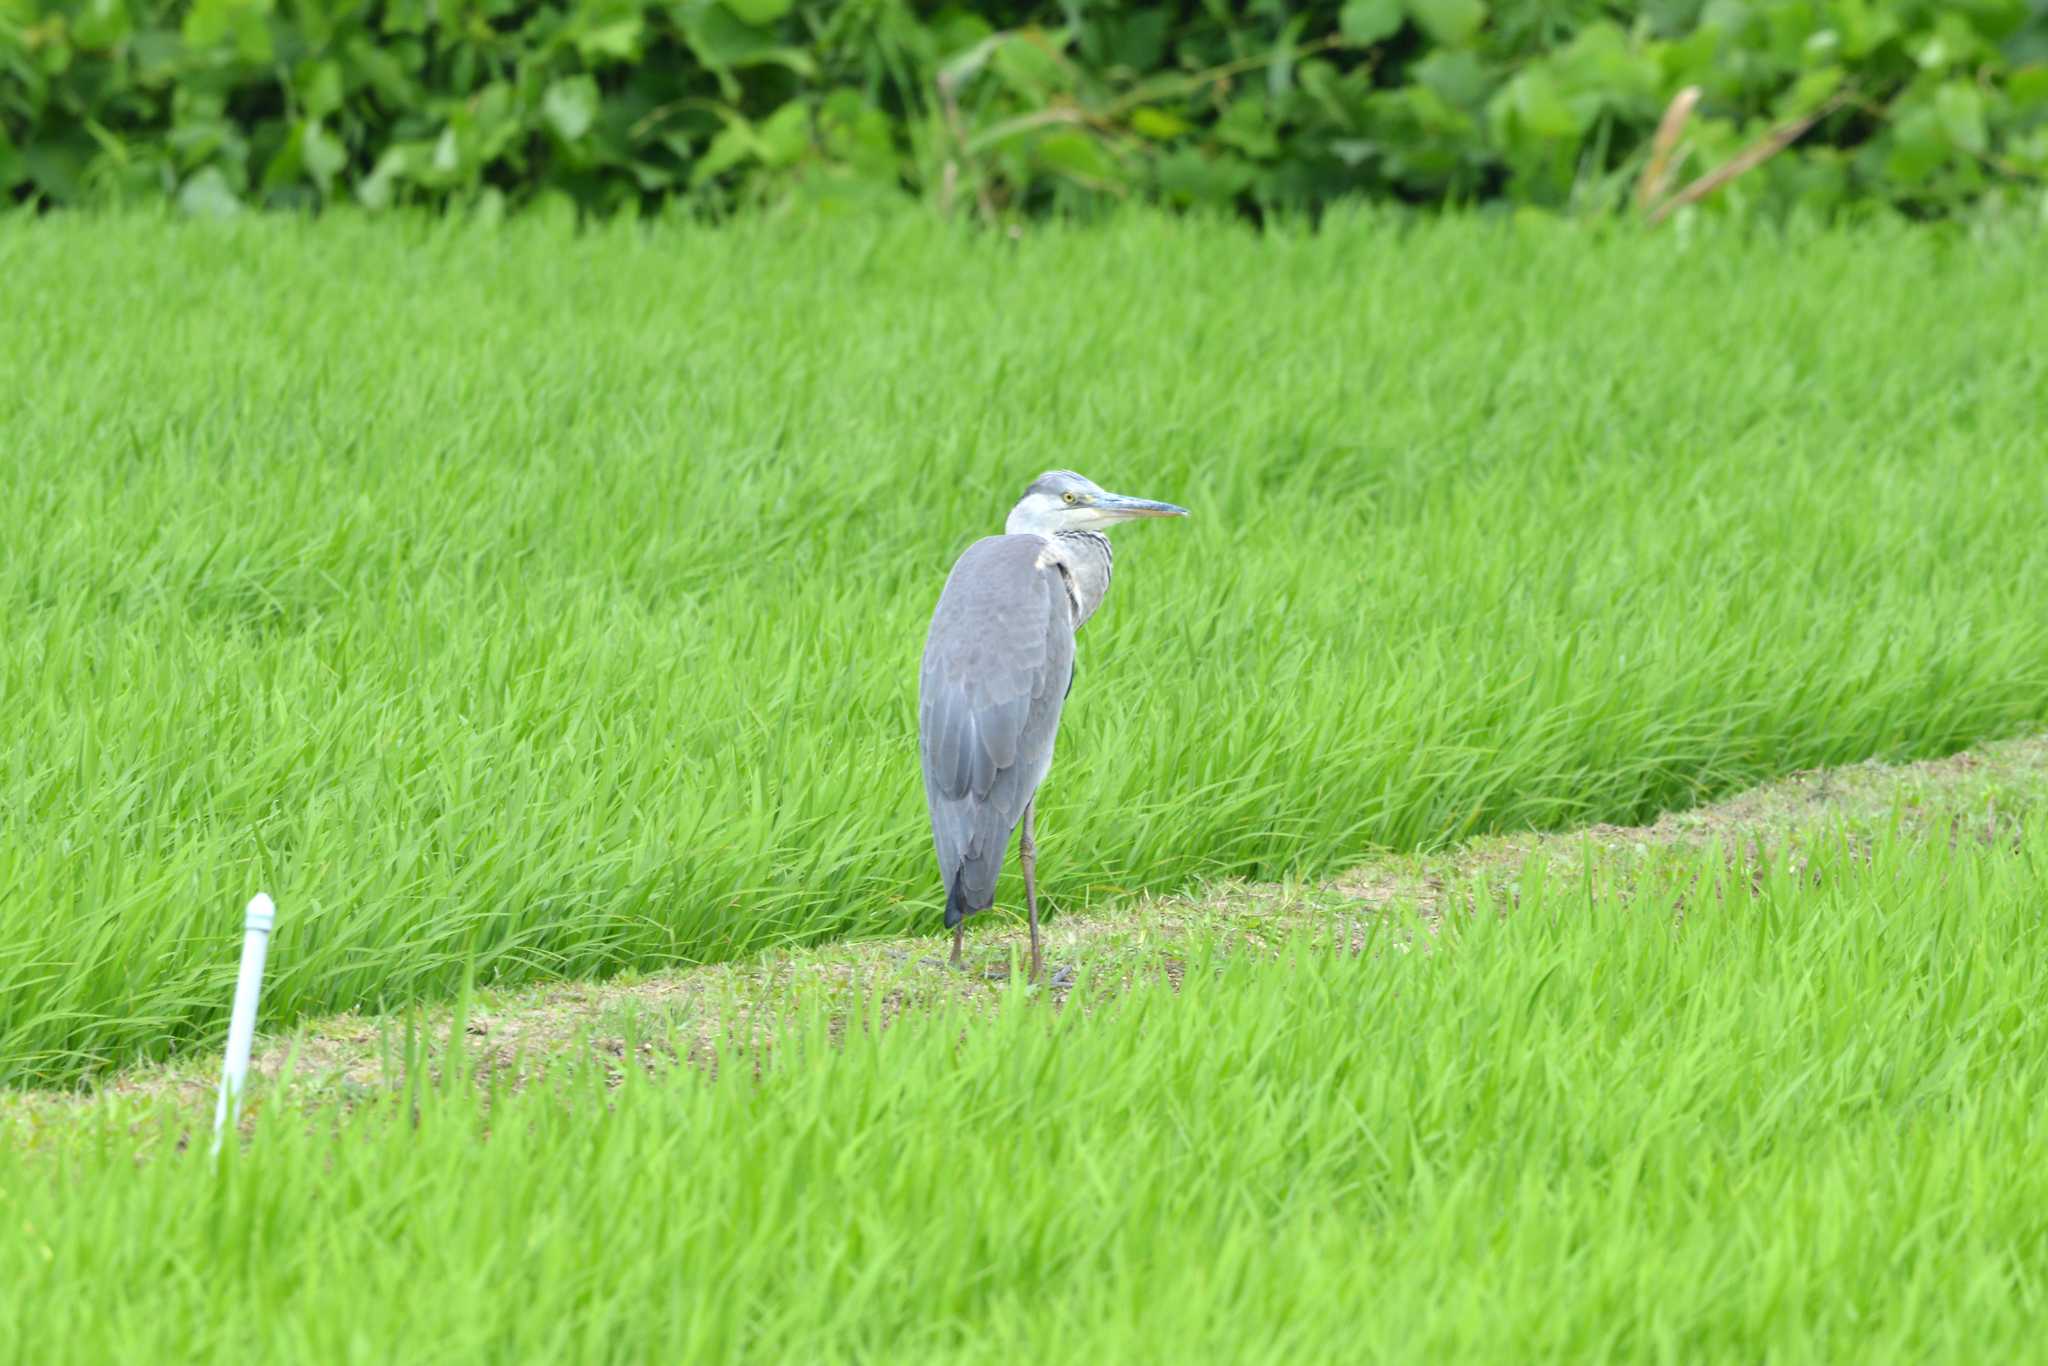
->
919, 535, 1077, 917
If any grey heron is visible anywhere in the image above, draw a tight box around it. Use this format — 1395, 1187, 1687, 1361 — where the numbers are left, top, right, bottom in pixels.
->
918, 470, 1189, 979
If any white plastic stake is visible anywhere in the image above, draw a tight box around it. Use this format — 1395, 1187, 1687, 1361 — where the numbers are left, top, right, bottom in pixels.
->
212, 893, 276, 1156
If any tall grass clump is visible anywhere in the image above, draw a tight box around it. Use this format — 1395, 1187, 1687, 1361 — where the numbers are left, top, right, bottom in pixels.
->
7, 819, 2048, 1358
3, 210, 2046, 1082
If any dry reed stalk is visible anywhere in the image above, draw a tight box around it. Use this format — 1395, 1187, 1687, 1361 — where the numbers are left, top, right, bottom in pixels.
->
1647, 92, 1849, 225
1636, 85, 1701, 214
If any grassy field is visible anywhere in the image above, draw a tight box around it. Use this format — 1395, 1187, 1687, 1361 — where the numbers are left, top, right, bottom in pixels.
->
4, 211, 2047, 1086
8, 813, 2048, 1360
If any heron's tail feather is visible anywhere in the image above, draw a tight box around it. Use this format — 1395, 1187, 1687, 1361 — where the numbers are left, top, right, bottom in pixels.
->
943, 862, 998, 929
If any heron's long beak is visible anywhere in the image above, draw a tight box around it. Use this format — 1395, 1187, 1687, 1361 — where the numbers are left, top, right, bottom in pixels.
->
1094, 492, 1189, 520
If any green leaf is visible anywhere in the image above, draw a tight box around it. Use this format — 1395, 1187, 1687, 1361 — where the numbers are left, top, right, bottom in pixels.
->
262, 131, 303, 193
381, 0, 429, 36
2010, 127, 2048, 174
1785, 66, 1845, 115
817, 90, 897, 177
182, 0, 274, 62
576, 18, 644, 63
71, 0, 134, 50
1404, 0, 1485, 46
1883, 109, 1947, 183
1214, 95, 1280, 159
2011, 64, 2048, 109
1339, 0, 1404, 45
301, 120, 345, 188
356, 141, 429, 209
1498, 67, 1583, 140
1130, 107, 1191, 140
673, 0, 816, 97
175, 166, 242, 218
1832, 0, 1903, 59
544, 76, 600, 143
231, 4, 272, 62
1267, 14, 1308, 99
755, 100, 810, 168
990, 32, 1075, 100
1911, 15, 1989, 72
181, 0, 228, 45
1089, 8, 1169, 70
1934, 81, 1987, 155
23, 137, 90, 201
294, 60, 344, 119
1548, 20, 1659, 113
261, 118, 345, 194
690, 120, 755, 187
1154, 147, 1254, 205
344, 36, 422, 106
1033, 130, 1121, 185
1413, 49, 1493, 109
720, 0, 791, 23
937, 33, 1003, 90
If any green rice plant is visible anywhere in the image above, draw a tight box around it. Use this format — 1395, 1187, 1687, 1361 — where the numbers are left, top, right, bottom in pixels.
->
2, 210, 2046, 1084
6, 817, 2048, 1359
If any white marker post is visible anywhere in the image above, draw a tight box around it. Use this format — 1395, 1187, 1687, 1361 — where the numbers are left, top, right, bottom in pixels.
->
212, 893, 277, 1156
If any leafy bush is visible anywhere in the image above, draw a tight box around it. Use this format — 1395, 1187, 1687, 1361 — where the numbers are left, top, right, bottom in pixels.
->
3, 1, 2046, 219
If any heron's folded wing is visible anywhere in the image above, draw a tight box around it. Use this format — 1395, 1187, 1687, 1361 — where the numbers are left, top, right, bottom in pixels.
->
919, 536, 1076, 871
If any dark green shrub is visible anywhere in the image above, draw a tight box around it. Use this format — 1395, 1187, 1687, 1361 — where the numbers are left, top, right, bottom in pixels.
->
3, 1, 2045, 218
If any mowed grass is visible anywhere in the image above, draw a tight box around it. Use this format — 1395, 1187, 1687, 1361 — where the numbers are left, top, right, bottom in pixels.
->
7, 821, 2048, 1360
4, 211, 2047, 1084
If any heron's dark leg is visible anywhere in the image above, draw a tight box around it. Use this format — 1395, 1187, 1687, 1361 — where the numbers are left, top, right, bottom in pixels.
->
1020, 799, 1042, 982
950, 921, 965, 970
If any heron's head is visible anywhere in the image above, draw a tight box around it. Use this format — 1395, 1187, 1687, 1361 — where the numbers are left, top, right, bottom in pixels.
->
1003, 470, 1189, 535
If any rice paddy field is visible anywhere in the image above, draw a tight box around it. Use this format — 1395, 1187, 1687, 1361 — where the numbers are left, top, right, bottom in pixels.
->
10, 819, 2048, 1360
5, 209, 2048, 1358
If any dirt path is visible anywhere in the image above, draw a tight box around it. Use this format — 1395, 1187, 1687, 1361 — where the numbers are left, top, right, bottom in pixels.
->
8, 734, 2045, 1135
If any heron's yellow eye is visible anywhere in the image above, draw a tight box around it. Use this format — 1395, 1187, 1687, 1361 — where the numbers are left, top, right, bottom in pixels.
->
1063, 492, 1076, 504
